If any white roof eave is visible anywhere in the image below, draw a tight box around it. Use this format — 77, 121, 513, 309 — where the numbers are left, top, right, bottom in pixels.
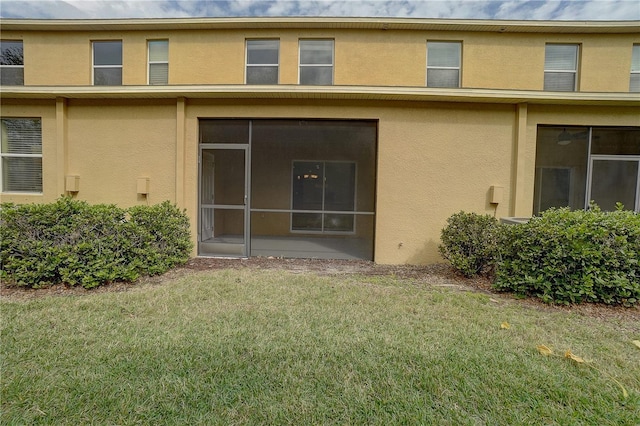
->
2, 85, 639, 106
1, 17, 639, 33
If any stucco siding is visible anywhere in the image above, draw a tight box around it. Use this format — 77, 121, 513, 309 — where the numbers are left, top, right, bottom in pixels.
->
375, 103, 514, 263
3, 26, 637, 90
65, 99, 176, 206
2, 18, 639, 264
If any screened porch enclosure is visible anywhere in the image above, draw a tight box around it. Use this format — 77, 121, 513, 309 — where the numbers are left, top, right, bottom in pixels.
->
198, 119, 377, 260
533, 126, 640, 214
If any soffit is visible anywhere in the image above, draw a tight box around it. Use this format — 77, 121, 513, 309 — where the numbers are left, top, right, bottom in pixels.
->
1, 17, 639, 34
2, 85, 638, 107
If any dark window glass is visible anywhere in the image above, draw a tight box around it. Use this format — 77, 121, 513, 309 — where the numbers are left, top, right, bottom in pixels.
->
0, 41, 23, 65
300, 67, 332, 85
0, 41, 24, 85
591, 127, 640, 155
246, 66, 278, 85
93, 41, 122, 66
93, 41, 122, 86
94, 68, 122, 85
591, 160, 638, 211
533, 126, 588, 214
200, 120, 250, 144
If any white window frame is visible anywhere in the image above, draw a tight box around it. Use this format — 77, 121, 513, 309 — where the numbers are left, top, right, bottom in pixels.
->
544, 43, 579, 91
245, 39, 279, 85
426, 41, 462, 88
1, 117, 43, 194
0, 40, 24, 86
147, 39, 168, 85
298, 39, 334, 85
630, 44, 640, 92
290, 160, 357, 234
92, 40, 123, 86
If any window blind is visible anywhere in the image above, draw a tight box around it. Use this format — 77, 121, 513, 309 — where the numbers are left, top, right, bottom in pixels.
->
544, 45, 577, 70
1, 118, 42, 193
427, 41, 461, 88
148, 41, 168, 62
544, 44, 578, 91
427, 42, 460, 68
631, 45, 640, 92
149, 40, 168, 85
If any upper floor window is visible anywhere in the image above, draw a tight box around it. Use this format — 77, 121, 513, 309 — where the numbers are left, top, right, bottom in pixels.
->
544, 44, 579, 91
299, 40, 334, 85
148, 40, 168, 85
1, 118, 42, 193
631, 44, 640, 92
93, 40, 122, 86
0, 40, 24, 85
426, 41, 461, 88
246, 40, 279, 85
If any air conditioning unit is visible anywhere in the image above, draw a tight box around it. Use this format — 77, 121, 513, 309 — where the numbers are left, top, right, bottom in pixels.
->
500, 217, 531, 225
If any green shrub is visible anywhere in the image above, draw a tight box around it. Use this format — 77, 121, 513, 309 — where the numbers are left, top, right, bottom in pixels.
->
439, 211, 503, 277
0, 198, 192, 289
494, 206, 640, 306
128, 201, 193, 275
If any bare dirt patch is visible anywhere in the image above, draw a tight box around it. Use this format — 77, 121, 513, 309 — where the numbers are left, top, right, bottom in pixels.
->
2, 257, 638, 323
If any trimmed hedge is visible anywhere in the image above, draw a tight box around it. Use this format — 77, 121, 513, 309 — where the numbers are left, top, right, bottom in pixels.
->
440, 207, 640, 306
494, 207, 639, 306
438, 211, 502, 278
0, 198, 192, 289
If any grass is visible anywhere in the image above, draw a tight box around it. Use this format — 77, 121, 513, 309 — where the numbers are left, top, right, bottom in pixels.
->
2, 268, 639, 425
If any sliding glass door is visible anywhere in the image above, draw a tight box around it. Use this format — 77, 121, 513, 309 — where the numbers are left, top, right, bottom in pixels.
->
588, 157, 640, 212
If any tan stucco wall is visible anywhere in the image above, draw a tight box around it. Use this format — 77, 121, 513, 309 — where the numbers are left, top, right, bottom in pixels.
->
2, 97, 639, 263
184, 99, 516, 264
2, 28, 637, 90
579, 35, 638, 92
463, 33, 639, 91
335, 30, 425, 86
64, 99, 176, 206
18, 31, 163, 86
374, 102, 515, 263
2, 21, 639, 264
0, 99, 176, 206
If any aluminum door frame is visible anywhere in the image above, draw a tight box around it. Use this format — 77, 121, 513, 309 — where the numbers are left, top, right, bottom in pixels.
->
198, 143, 251, 257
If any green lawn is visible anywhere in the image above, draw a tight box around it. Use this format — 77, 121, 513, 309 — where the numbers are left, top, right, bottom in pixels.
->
2, 268, 639, 425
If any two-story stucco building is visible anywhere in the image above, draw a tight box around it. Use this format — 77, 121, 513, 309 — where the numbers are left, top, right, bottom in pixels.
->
1, 17, 639, 263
